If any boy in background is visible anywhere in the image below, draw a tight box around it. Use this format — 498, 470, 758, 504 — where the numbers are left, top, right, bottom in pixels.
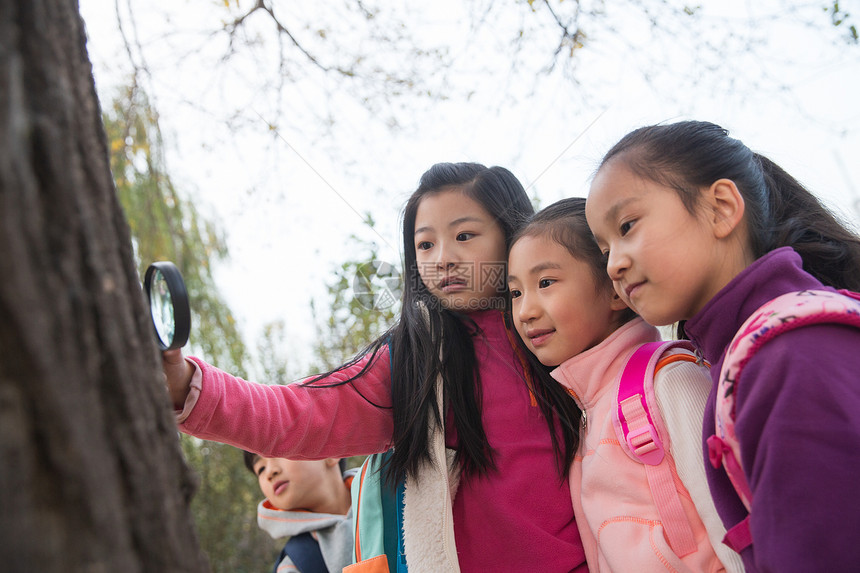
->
244, 451, 357, 573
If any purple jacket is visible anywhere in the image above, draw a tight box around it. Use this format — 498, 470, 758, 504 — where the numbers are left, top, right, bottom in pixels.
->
685, 247, 860, 572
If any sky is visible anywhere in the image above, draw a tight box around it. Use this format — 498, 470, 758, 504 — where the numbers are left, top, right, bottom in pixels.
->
77, 0, 860, 374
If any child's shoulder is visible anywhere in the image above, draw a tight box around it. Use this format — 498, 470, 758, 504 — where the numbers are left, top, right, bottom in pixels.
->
627, 340, 709, 386
651, 346, 711, 416
653, 349, 710, 387
736, 289, 860, 340
727, 289, 860, 374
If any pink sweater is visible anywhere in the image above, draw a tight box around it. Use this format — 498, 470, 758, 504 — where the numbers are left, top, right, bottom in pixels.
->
178, 310, 586, 572
551, 319, 727, 573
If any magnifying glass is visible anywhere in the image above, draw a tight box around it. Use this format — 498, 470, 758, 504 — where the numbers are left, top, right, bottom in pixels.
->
143, 261, 191, 350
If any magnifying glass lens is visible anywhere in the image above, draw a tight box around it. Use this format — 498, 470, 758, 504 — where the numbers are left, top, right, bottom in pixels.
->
144, 261, 190, 351
150, 269, 176, 347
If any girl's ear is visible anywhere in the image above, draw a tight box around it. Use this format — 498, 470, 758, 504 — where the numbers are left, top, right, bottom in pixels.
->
609, 290, 628, 312
706, 178, 746, 239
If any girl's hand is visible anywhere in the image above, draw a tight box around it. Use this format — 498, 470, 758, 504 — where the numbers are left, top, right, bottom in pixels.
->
162, 348, 193, 409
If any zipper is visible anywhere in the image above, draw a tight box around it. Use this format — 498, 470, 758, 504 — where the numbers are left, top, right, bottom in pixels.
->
566, 386, 588, 430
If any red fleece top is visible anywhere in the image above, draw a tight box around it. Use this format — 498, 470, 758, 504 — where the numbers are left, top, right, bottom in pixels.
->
179, 309, 585, 572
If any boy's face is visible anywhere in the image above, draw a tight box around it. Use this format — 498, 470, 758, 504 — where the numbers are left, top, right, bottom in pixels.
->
252, 456, 334, 512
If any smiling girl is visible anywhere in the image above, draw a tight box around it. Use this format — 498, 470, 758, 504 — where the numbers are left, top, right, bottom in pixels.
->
508, 197, 742, 572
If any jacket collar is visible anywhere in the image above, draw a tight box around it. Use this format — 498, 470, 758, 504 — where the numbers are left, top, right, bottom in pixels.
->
550, 318, 659, 410
685, 247, 824, 366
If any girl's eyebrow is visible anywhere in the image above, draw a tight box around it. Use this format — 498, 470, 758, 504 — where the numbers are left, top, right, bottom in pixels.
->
415, 216, 484, 235
601, 197, 638, 226
507, 261, 562, 282
529, 261, 562, 273
448, 215, 484, 227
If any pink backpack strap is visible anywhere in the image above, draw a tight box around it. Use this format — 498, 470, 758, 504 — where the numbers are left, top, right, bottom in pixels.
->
615, 340, 700, 557
709, 289, 860, 553
722, 518, 753, 554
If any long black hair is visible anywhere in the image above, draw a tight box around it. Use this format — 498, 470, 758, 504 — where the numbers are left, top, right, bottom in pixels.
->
307, 162, 581, 485
598, 120, 860, 292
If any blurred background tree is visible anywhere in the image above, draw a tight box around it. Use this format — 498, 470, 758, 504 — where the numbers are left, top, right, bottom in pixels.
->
104, 84, 269, 570
103, 85, 249, 375
310, 223, 400, 374
105, 85, 395, 569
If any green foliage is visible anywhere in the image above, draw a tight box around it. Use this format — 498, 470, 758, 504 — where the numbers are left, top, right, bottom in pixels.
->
103, 85, 249, 375
826, 1, 859, 43
103, 81, 385, 572
307, 229, 397, 472
308, 227, 399, 374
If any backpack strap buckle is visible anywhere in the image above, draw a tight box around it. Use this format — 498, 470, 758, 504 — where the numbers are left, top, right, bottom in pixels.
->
620, 396, 665, 466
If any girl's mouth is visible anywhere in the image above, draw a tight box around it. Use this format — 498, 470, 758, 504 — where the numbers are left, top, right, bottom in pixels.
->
274, 480, 289, 496
527, 329, 555, 346
439, 277, 468, 292
625, 281, 644, 300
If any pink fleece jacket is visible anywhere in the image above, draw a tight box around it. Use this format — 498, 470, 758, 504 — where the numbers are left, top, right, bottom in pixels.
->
177, 310, 586, 572
551, 318, 729, 573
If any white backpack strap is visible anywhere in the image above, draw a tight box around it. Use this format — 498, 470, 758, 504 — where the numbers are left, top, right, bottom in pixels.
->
614, 340, 698, 557
709, 289, 860, 553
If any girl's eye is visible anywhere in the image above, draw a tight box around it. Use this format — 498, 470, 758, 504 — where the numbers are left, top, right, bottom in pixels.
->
510, 289, 522, 299
619, 220, 635, 236
416, 241, 433, 251
456, 232, 475, 241
539, 278, 555, 288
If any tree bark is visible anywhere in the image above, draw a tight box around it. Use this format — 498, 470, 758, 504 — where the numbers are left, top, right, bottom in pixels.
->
0, 1, 209, 571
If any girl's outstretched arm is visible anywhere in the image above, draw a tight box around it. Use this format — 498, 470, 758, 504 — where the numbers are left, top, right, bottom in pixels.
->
173, 350, 394, 460
162, 348, 194, 409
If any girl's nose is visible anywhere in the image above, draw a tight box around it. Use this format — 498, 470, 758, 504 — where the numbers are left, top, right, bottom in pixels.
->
516, 293, 539, 323
435, 242, 459, 269
606, 248, 629, 281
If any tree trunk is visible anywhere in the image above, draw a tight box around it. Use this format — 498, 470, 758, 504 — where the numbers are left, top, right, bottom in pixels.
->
0, 1, 209, 571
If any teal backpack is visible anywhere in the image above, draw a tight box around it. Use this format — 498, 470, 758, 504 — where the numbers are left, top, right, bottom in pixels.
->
345, 451, 407, 573
345, 340, 408, 573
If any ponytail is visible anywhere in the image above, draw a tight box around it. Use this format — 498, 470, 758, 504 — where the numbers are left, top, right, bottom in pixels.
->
756, 154, 860, 291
